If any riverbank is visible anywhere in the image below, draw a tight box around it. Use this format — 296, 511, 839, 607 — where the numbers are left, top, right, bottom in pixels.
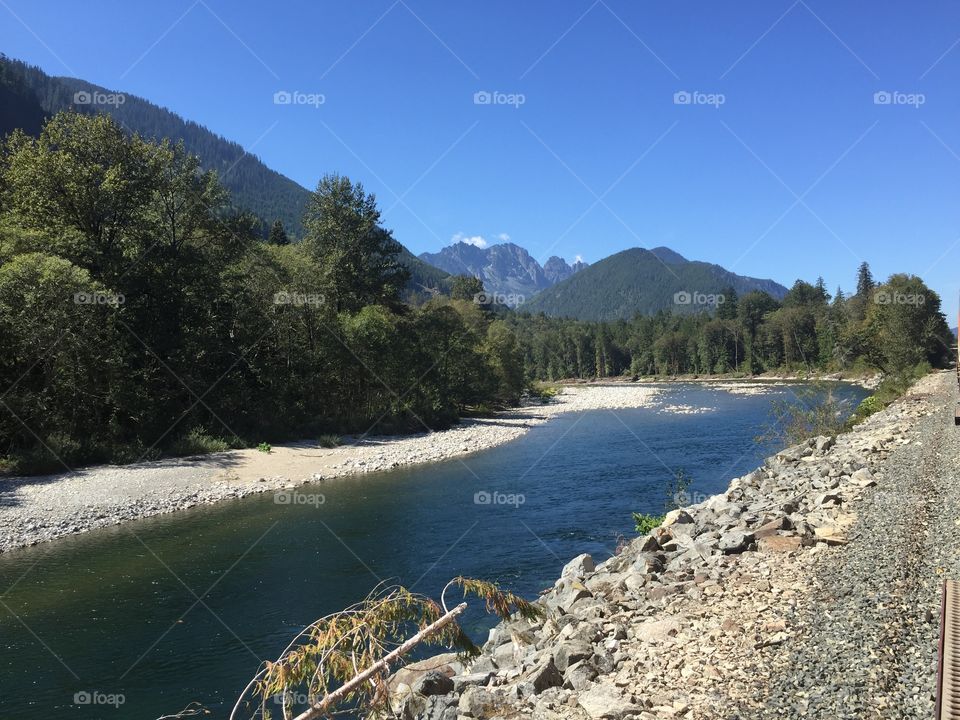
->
388, 370, 950, 720
0, 384, 662, 554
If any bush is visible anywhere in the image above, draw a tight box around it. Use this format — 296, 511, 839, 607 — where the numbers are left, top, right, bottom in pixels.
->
763, 382, 850, 446
257, 442, 272, 454
169, 428, 230, 456
633, 512, 664, 534
526, 382, 560, 404
318, 434, 341, 448
847, 361, 931, 427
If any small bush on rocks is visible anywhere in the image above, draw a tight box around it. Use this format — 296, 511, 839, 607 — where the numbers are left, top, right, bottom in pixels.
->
318, 434, 341, 448
632, 512, 664, 534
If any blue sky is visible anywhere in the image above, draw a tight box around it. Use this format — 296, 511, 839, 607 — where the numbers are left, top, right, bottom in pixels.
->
2, 1, 959, 318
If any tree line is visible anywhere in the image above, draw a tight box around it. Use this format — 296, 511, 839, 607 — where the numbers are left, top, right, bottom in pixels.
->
507, 263, 953, 381
0, 112, 524, 473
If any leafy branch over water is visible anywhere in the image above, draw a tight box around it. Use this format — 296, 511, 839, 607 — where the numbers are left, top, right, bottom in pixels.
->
230, 578, 541, 720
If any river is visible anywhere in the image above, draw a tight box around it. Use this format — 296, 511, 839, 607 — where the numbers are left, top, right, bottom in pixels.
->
0, 382, 868, 719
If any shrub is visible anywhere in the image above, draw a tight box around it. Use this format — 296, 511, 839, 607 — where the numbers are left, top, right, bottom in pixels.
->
633, 512, 664, 534
257, 442, 272, 454
169, 428, 230, 456
318, 434, 341, 448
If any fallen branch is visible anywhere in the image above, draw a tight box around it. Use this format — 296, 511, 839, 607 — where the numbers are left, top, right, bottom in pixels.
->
290, 601, 467, 720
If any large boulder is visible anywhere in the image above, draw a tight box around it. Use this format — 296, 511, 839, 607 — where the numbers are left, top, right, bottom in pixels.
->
554, 640, 593, 671
521, 655, 564, 693
411, 670, 454, 697
562, 553, 596, 578
577, 682, 642, 719
457, 687, 504, 718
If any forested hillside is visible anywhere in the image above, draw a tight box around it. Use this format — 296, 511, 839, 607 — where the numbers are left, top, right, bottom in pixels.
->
0, 55, 450, 299
523, 247, 788, 320
0, 112, 522, 474
510, 269, 952, 380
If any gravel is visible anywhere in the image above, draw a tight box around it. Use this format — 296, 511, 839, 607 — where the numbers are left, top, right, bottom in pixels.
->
748, 373, 954, 719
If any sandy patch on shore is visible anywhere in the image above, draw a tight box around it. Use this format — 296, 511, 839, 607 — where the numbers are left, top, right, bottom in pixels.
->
0, 384, 660, 553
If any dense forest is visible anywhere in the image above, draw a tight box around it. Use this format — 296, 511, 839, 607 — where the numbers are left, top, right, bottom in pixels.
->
510, 270, 953, 381
0, 112, 523, 474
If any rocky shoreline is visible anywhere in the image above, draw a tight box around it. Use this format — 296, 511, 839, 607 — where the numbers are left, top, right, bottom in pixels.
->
0, 384, 660, 554
387, 371, 946, 720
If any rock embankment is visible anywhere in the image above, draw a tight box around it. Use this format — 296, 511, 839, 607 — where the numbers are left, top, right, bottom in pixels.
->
390, 371, 950, 720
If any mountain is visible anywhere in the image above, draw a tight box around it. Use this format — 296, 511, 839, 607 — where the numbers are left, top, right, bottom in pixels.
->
543, 255, 587, 284
418, 242, 587, 305
0, 54, 448, 298
522, 246, 788, 321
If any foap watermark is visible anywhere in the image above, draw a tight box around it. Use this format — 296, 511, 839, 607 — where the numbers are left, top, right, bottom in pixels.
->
274, 291, 325, 307
274, 490, 325, 507
673, 290, 725, 307
674, 90, 725, 108
473, 291, 525, 307
874, 290, 925, 306
873, 90, 925, 108
73, 691, 125, 708
74, 291, 124, 306
273, 90, 326, 108
473, 90, 526, 108
271, 691, 319, 708
672, 490, 713, 506
474, 490, 525, 507
73, 90, 125, 107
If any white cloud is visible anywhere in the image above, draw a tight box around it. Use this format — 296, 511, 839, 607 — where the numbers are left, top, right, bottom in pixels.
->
497, 233, 511, 242
574, 254, 584, 263
451, 232, 488, 249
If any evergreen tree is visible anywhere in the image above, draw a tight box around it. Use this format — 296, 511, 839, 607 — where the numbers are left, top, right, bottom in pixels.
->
268, 218, 289, 245
856, 262, 874, 296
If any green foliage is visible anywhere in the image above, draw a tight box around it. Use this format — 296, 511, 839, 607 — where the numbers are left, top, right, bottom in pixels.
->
257, 443, 272, 454
449, 274, 485, 302
765, 382, 849, 446
170, 429, 231, 457
508, 261, 951, 384
633, 512, 664, 534
0, 112, 525, 473
267, 219, 289, 246
317, 434, 341, 449
0, 54, 450, 302
848, 362, 931, 426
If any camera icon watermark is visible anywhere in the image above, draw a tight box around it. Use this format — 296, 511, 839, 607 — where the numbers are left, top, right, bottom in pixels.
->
473, 291, 526, 307
274, 491, 325, 507
673, 90, 725, 108
474, 490, 525, 507
873, 90, 925, 108
274, 291, 325, 307
73, 90, 125, 107
672, 490, 711, 506
873, 290, 925, 306
473, 90, 526, 108
74, 291, 124, 306
73, 690, 125, 708
673, 290, 725, 307
273, 90, 326, 108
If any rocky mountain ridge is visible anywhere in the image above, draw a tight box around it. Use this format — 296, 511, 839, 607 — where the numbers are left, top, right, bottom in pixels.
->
418, 242, 587, 305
